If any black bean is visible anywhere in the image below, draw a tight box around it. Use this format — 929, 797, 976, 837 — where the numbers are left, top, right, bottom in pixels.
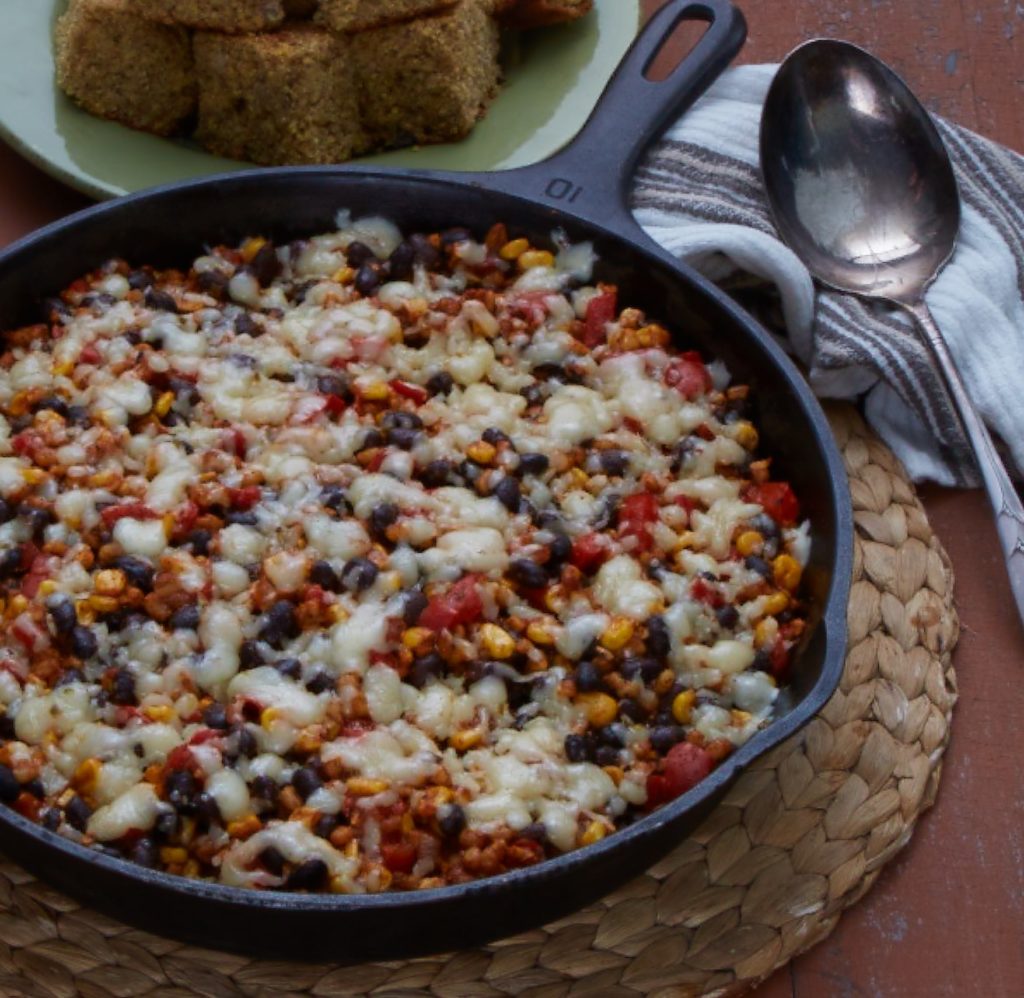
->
64, 794, 92, 830
340, 557, 379, 592
622, 657, 661, 684
47, 595, 78, 636
752, 650, 772, 673
144, 287, 178, 313
591, 493, 620, 531
198, 269, 229, 298
439, 802, 466, 838
286, 858, 329, 890
402, 589, 428, 626
0, 499, 11, 524
55, 667, 84, 688
441, 227, 472, 245
70, 625, 98, 659
250, 243, 281, 286
493, 476, 521, 512
645, 615, 670, 658
317, 373, 353, 402
425, 371, 454, 397
388, 241, 416, 281
23, 778, 43, 799
409, 652, 443, 688
650, 725, 685, 754
111, 669, 136, 705
549, 533, 572, 565
233, 725, 258, 759
383, 410, 423, 431
225, 510, 258, 526
203, 703, 229, 730
314, 814, 339, 839
599, 450, 630, 476
40, 806, 61, 831
260, 846, 286, 876
195, 792, 221, 824
168, 604, 201, 631
368, 502, 399, 541
359, 428, 385, 451
421, 459, 452, 488
671, 436, 702, 472
155, 811, 179, 837
114, 556, 154, 591
745, 555, 772, 578
345, 240, 376, 267
520, 383, 546, 407
517, 452, 549, 477
19, 505, 50, 538
387, 426, 418, 450
165, 771, 196, 810
507, 558, 548, 589
355, 261, 384, 296
574, 661, 604, 693
595, 745, 620, 767
186, 529, 212, 556
275, 657, 302, 680
618, 698, 646, 722
127, 269, 154, 291
564, 733, 589, 763
228, 352, 258, 371
0, 764, 19, 803
0, 712, 13, 739
305, 671, 334, 694
600, 722, 628, 747
320, 485, 349, 512
35, 395, 69, 417
309, 559, 342, 592
130, 837, 158, 868
409, 233, 441, 268
715, 605, 740, 629
250, 776, 279, 803
291, 766, 322, 800
259, 600, 299, 648
482, 427, 510, 447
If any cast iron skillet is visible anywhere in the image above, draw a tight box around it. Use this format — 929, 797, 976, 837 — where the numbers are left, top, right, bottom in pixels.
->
0, 0, 852, 961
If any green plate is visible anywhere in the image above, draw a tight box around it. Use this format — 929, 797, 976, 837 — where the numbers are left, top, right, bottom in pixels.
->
0, 0, 641, 201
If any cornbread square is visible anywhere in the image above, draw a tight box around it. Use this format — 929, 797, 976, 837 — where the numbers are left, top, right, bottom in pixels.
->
55, 0, 196, 137
354, 1, 501, 147
316, 0, 457, 33
194, 27, 367, 165
131, 0, 288, 33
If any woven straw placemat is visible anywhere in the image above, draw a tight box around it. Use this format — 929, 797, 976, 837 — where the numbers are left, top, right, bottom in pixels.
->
0, 404, 959, 998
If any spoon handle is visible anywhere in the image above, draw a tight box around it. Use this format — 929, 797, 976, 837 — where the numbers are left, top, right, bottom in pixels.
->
907, 301, 1024, 626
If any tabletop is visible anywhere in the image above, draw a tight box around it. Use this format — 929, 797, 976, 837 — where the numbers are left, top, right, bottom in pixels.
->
0, 2, 1021, 996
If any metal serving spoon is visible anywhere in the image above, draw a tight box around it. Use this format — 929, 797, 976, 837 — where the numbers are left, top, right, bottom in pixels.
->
760, 38, 1024, 626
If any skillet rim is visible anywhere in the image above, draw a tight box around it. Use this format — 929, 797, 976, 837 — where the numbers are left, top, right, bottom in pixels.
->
0, 164, 853, 916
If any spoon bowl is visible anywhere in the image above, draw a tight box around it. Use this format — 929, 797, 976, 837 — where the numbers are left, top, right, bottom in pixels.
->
760, 39, 1024, 630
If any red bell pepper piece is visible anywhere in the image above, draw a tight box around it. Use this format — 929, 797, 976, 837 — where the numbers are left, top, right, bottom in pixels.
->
419, 575, 484, 632
743, 481, 800, 526
583, 290, 617, 347
664, 351, 712, 399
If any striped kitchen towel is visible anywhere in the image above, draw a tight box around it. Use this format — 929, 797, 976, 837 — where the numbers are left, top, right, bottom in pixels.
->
632, 64, 1024, 487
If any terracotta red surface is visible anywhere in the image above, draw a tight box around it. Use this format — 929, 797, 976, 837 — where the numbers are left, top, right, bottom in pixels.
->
1, 2, 1022, 993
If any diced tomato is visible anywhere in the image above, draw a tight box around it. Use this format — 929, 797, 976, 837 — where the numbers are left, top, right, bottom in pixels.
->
11, 430, 42, 458
189, 728, 223, 747
13, 792, 41, 821
673, 495, 696, 514
507, 836, 546, 867
21, 553, 56, 599
341, 719, 374, 738
228, 486, 261, 510
583, 290, 617, 348
618, 492, 660, 553
165, 745, 194, 771
115, 705, 141, 726
11, 614, 47, 652
743, 481, 800, 526
770, 639, 791, 677
663, 351, 712, 399
323, 394, 346, 416
664, 742, 714, 797
174, 500, 199, 538
366, 450, 386, 473
100, 503, 160, 527
231, 428, 247, 459
389, 379, 428, 405
690, 577, 723, 608
419, 574, 484, 632
381, 841, 418, 874
570, 531, 611, 574
645, 773, 673, 809
79, 344, 101, 365
508, 290, 553, 325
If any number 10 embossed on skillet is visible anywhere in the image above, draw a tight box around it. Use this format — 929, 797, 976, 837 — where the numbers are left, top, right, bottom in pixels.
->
0, 1, 852, 961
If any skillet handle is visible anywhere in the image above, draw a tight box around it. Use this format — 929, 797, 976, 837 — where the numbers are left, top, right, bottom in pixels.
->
486, 0, 746, 240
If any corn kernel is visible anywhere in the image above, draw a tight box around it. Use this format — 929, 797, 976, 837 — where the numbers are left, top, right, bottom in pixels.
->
672, 689, 696, 725
21, 468, 47, 485
9, 595, 28, 615
143, 704, 176, 723
348, 777, 389, 796
427, 786, 455, 807
735, 530, 763, 557
53, 360, 75, 377
88, 595, 118, 614
227, 814, 262, 840
94, 568, 127, 597
636, 324, 670, 348
480, 622, 515, 659
240, 236, 267, 262
326, 604, 349, 624
331, 266, 355, 285
466, 440, 497, 465
260, 707, 282, 730
762, 591, 789, 616
154, 391, 175, 417
450, 727, 485, 751
602, 765, 624, 785
734, 421, 759, 450
344, 839, 360, 859
402, 627, 434, 652
499, 237, 530, 260
526, 620, 555, 646
672, 531, 698, 554
74, 600, 94, 625
754, 617, 779, 649
581, 820, 608, 845
360, 381, 390, 402
773, 554, 802, 592
37, 580, 58, 598
578, 691, 618, 728
568, 467, 589, 490
731, 709, 753, 727
518, 249, 555, 270
600, 617, 634, 652
160, 846, 189, 866
72, 757, 102, 794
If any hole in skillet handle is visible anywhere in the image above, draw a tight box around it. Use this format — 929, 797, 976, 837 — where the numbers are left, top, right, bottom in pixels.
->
482, 0, 747, 245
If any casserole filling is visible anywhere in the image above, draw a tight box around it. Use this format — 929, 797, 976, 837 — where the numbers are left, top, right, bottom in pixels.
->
0, 216, 808, 892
